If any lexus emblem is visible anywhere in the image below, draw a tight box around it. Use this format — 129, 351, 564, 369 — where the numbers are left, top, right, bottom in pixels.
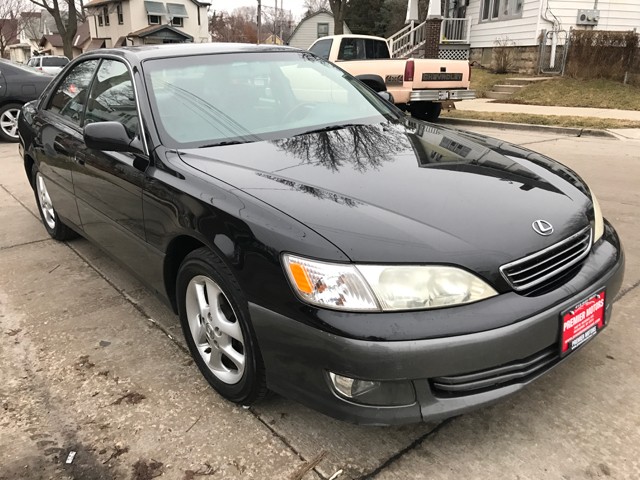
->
532, 219, 554, 236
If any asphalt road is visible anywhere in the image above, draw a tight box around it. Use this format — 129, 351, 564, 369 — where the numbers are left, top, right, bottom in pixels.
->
1, 127, 639, 480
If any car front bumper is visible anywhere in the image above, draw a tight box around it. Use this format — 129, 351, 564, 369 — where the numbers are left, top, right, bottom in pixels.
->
250, 224, 624, 426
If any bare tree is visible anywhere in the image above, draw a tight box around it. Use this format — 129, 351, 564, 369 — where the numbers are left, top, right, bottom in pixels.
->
209, 10, 258, 43
327, 0, 348, 35
29, 0, 80, 58
0, 0, 24, 58
303, 0, 329, 16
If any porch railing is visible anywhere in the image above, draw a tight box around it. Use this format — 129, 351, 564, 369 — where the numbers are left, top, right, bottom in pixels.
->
440, 17, 471, 43
387, 20, 427, 58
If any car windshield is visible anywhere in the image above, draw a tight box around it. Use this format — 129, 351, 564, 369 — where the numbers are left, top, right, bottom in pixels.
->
143, 50, 400, 149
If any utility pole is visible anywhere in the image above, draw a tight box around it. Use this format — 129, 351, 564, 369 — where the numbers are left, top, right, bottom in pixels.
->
274, 0, 277, 43
280, 0, 284, 41
257, 0, 262, 44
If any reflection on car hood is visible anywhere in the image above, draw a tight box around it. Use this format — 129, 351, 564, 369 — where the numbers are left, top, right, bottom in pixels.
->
177, 120, 592, 279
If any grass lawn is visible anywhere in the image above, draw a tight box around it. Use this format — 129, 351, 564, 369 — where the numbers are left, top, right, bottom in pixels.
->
469, 67, 640, 111
504, 77, 640, 111
441, 109, 640, 129
469, 68, 511, 98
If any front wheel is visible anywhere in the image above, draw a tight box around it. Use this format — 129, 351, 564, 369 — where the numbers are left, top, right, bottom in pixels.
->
409, 102, 442, 122
0, 103, 22, 142
177, 248, 267, 405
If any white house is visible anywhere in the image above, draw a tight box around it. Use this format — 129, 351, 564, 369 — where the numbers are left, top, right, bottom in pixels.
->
83, 0, 211, 48
466, 0, 640, 48
288, 10, 351, 50
462, 0, 640, 70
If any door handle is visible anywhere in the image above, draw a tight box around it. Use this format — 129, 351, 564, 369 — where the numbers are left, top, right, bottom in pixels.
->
53, 140, 69, 155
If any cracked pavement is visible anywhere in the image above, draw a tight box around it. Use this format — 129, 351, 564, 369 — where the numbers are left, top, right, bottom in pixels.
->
1, 127, 639, 480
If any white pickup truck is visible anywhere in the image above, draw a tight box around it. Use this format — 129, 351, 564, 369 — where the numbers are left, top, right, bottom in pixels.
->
308, 34, 475, 121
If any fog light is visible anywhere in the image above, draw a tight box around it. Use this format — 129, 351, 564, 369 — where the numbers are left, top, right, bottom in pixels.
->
328, 372, 416, 406
329, 373, 380, 398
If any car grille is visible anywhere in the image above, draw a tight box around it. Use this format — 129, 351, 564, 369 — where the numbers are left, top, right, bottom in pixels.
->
431, 345, 559, 397
500, 226, 593, 296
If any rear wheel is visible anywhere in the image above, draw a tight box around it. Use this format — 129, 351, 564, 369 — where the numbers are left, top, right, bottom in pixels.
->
177, 248, 267, 405
0, 103, 22, 142
32, 164, 77, 240
409, 102, 442, 122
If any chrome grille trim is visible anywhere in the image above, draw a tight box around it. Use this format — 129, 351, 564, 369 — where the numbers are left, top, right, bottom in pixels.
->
500, 226, 593, 292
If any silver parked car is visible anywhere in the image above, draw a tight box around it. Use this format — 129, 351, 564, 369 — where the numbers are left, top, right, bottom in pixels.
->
26, 55, 69, 75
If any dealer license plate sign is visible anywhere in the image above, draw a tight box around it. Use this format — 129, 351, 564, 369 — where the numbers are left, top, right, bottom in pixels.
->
560, 290, 605, 356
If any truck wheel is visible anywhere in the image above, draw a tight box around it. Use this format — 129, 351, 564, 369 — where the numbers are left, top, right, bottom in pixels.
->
410, 102, 442, 122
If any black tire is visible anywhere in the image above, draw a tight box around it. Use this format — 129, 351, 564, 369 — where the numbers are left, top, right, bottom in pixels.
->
176, 247, 267, 405
410, 102, 442, 122
31, 164, 77, 241
0, 103, 22, 143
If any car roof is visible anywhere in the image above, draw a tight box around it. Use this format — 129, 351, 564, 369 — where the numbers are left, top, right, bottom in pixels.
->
79, 43, 300, 62
319, 34, 388, 42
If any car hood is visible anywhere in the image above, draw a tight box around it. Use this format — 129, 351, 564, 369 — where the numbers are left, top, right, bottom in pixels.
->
177, 120, 592, 283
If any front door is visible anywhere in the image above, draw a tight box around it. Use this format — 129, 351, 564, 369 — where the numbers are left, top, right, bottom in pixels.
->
72, 59, 151, 275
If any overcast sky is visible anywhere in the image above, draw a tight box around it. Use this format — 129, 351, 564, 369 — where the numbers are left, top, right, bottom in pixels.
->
211, 0, 308, 19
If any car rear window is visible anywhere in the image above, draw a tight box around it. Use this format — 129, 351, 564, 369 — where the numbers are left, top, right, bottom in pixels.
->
42, 57, 69, 67
337, 39, 390, 60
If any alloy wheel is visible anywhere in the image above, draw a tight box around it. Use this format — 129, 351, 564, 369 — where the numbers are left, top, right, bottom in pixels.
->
36, 173, 56, 230
0, 107, 20, 140
184, 275, 246, 384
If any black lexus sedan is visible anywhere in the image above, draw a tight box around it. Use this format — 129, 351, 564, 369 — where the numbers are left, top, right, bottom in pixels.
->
0, 58, 53, 142
18, 44, 624, 426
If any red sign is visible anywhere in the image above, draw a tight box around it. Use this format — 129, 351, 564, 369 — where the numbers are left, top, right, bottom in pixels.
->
561, 290, 605, 355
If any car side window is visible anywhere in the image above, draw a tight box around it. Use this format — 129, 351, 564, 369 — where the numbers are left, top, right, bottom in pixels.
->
84, 59, 139, 140
309, 39, 332, 60
47, 59, 99, 126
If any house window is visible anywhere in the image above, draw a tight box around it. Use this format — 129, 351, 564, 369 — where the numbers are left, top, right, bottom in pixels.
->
117, 3, 124, 24
171, 17, 183, 27
148, 15, 161, 25
317, 22, 329, 38
103, 6, 110, 26
197, 7, 200, 26
481, 0, 523, 22
98, 13, 103, 26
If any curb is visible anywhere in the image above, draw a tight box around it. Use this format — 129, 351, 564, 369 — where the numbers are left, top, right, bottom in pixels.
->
438, 117, 617, 138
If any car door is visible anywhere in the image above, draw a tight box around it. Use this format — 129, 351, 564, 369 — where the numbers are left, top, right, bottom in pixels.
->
35, 59, 100, 228
72, 58, 151, 274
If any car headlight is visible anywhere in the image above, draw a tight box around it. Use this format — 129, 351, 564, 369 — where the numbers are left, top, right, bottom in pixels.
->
283, 254, 497, 312
590, 189, 604, 242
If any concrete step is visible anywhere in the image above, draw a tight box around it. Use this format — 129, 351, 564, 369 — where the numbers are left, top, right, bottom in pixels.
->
503, 77, 554, 85
485, 91, 515, 101
493, 84, 526, 93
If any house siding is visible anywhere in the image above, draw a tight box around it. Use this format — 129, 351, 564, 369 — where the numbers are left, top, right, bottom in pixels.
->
288, 12, 351, 50
467, 0, 543, 48
539, 0, 640, 33
467, 0, 640, 49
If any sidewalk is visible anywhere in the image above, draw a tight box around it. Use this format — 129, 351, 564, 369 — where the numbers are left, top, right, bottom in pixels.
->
448, 99, 640, 139
455, 98, 640, 121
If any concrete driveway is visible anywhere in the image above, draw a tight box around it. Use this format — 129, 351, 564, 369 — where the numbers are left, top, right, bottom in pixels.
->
1, 127, 639, 480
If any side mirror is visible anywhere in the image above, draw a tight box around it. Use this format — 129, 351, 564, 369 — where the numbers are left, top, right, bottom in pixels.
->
377, 91, 395, 104
84, 121, 144, 154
